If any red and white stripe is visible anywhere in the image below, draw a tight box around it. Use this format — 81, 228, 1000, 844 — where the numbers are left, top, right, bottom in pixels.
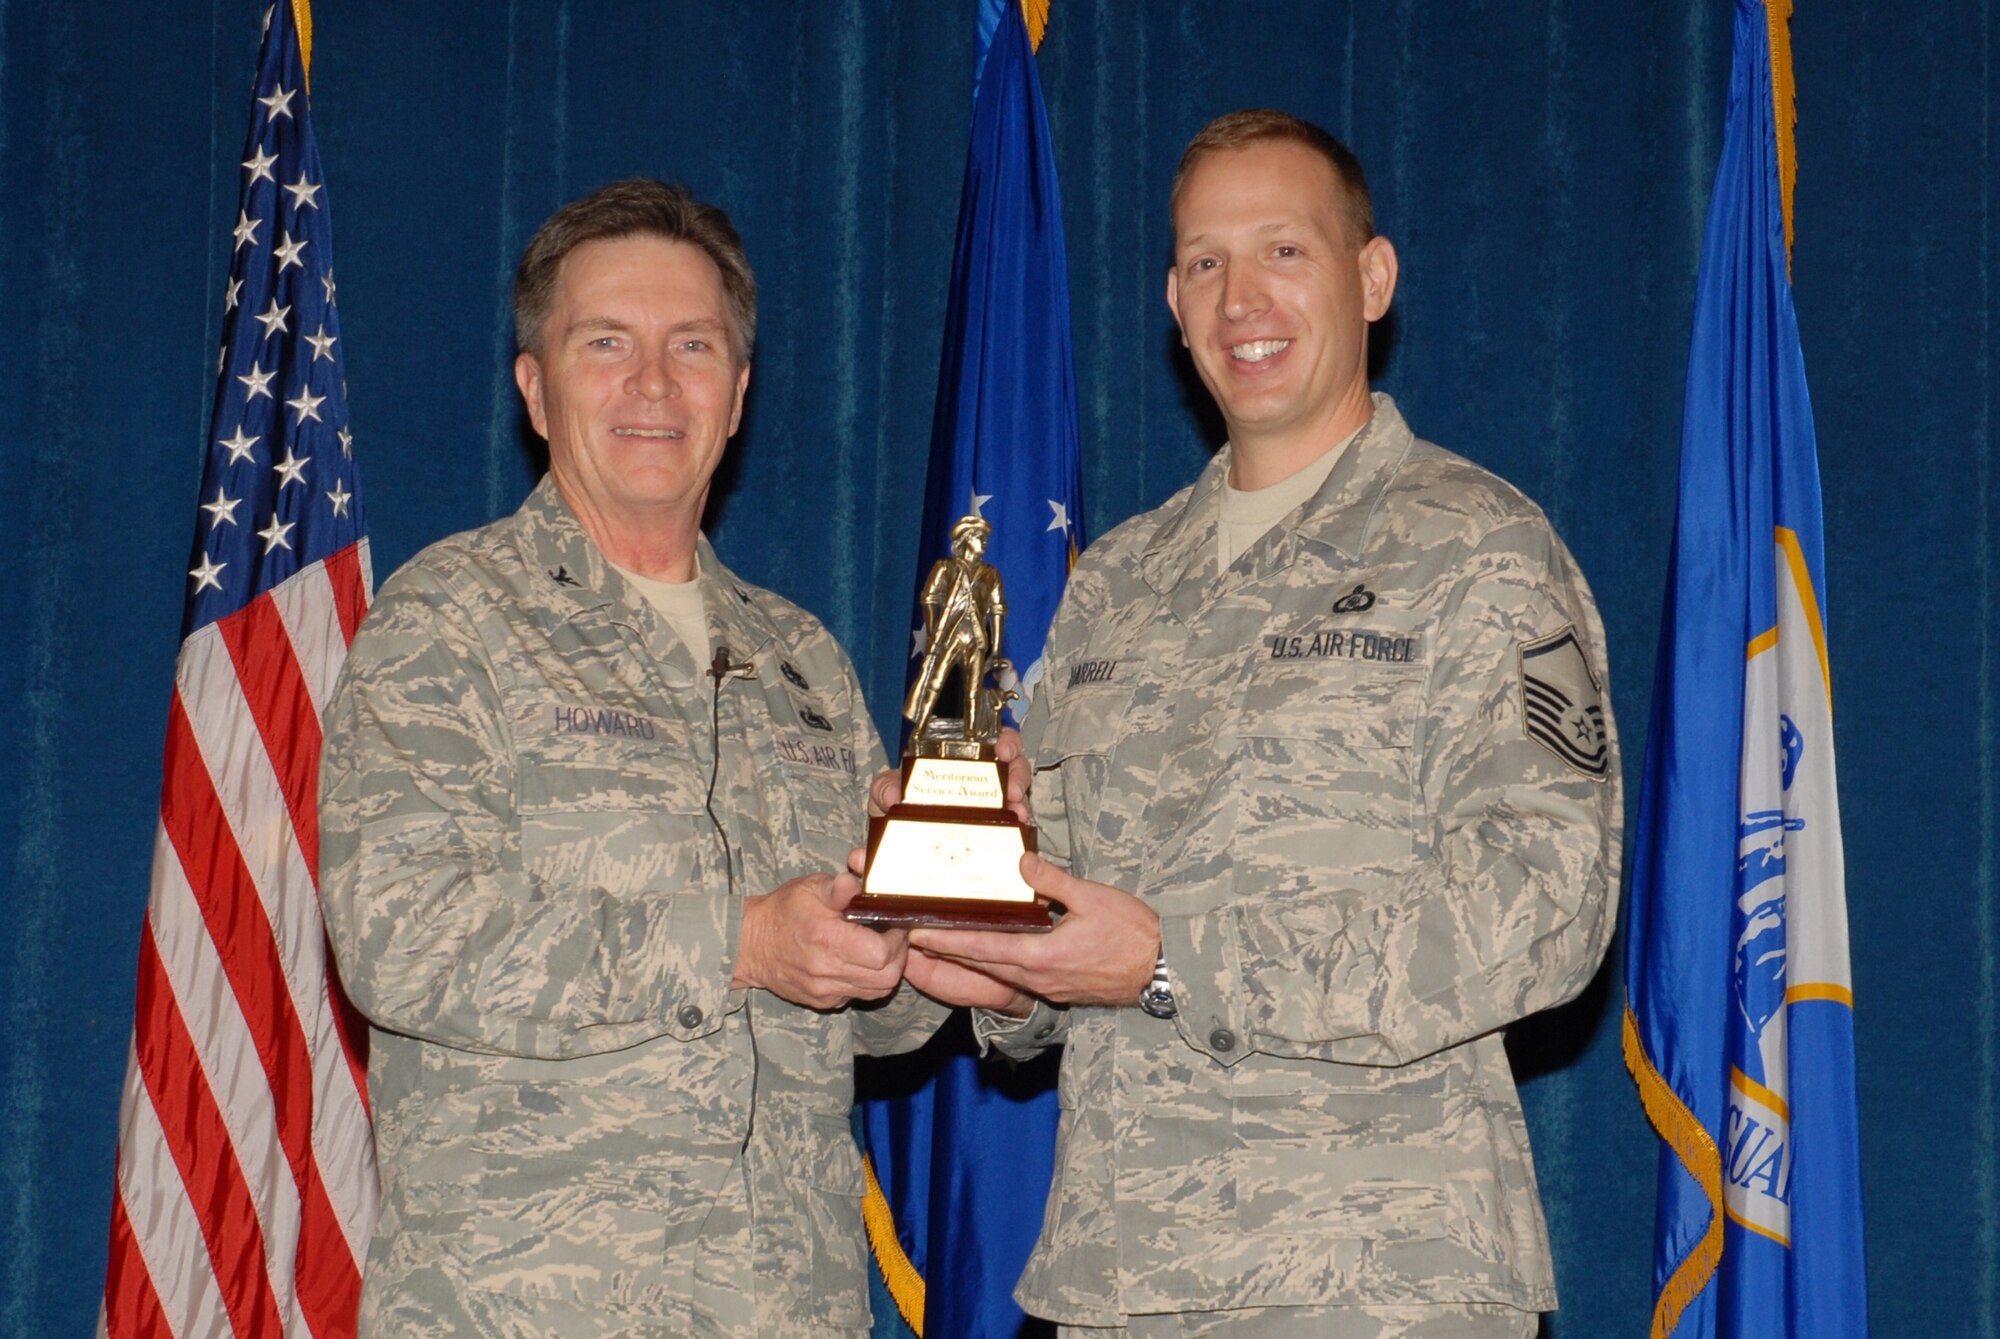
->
103, 546, 378, 1339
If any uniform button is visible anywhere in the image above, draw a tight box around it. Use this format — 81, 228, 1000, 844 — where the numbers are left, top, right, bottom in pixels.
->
677, 1004, 705, 1030
1033, 1022, 1056, 1040
1209, 1028, 1236, 1052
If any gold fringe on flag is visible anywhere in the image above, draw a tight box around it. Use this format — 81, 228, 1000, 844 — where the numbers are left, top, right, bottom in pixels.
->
1765, 0, 1797, 270
1625, 10, 1800, 1334
293, 0, 315, 86
1022, 0, 1050, 51
1623, 1005, 1726, 1337
863, 1155, 927, 1336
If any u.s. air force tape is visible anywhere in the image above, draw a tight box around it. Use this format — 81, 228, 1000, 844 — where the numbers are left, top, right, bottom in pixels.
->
1517, 625, 1609, 780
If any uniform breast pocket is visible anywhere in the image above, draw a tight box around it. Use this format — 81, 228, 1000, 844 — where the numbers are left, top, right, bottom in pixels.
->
516, 731, 712, 898
1233, 652, 1426, 879
779, 745, 862, 841
1042, 680, 1135, 867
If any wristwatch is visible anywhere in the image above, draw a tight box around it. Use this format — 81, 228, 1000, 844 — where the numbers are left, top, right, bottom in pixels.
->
1137, 946, 1177, 1019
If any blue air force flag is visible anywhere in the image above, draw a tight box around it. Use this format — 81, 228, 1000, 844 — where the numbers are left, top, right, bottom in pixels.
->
855, 2, 1080, 1337
1621, 2, 1868, 1337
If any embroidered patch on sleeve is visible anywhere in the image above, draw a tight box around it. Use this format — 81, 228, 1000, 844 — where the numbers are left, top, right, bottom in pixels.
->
1518, 625, 1610, 780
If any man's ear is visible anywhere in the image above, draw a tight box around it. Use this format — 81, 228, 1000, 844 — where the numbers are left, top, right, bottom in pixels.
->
513, 351, 549, 439
1358, 236, 1399, 323
1165, 265, 1188, 347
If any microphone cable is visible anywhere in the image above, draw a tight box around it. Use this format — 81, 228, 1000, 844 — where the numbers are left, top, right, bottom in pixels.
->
703, 644, 760, 901
705, 644, 758, 1153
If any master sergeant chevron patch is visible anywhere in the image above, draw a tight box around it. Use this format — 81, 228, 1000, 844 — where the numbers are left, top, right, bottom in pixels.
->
1518, 625, 1610, 780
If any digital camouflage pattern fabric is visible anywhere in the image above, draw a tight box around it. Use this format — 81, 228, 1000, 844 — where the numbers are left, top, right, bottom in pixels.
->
986, 397, 1621, 1326
321, 478, 944, 1337
1054, 1299, 1538, 1338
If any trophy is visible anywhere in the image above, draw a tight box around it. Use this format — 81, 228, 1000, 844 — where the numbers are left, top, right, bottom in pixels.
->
845, 515, 1051, 932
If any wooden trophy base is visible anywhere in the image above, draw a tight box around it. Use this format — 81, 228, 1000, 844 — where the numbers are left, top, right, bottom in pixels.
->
847, 757, 1051, 932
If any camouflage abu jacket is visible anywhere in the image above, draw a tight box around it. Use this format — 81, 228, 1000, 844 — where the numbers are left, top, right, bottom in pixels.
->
995, 396, 1622, 1324
319, 477, 942, 1338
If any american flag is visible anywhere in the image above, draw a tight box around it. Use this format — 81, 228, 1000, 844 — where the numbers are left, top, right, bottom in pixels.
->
101, 3, 379, 1335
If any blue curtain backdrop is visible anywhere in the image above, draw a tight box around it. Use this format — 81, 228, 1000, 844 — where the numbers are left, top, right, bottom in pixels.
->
0, 3, 1991, 1336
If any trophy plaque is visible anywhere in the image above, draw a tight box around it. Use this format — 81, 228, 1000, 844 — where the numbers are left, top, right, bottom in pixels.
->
846, 515, 1051, 932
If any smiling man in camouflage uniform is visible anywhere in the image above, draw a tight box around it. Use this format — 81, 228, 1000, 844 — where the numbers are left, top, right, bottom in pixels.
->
906, 111, 1623, 1338
320, 180, 949, 1338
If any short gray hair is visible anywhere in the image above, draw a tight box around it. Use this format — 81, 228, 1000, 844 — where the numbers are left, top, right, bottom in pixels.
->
513, 178, 757, 360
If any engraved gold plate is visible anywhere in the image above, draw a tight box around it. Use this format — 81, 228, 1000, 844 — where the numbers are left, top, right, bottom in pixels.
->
902, 757, 1007, 808
864, 820, 1033, 903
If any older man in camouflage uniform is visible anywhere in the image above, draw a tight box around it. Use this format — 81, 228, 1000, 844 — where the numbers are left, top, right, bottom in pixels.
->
320, 180, 949, 1337
905, 112, 1622, 1337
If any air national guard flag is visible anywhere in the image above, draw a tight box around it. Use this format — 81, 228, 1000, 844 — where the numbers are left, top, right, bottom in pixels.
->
856, 1, 1081, 1335
101, 4, 379, 1335
1622, 2, 1867, 1336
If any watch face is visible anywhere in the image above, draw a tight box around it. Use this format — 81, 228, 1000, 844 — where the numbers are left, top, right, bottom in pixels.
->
1139, 985, 1177, 1019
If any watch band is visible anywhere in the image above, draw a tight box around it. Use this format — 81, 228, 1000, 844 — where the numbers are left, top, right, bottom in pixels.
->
1138, 945, 1177, 1019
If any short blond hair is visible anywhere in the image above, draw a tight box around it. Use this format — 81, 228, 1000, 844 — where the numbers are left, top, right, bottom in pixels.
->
1171, 109, 1375, 246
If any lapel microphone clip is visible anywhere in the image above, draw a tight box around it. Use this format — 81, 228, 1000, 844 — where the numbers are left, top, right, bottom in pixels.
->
709, 646, 757, 683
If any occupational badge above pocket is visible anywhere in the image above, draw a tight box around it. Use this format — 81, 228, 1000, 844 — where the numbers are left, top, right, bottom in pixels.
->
1517, 624, 1610, 780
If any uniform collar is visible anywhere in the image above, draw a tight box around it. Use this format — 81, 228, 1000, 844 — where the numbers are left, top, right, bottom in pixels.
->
512, 475, 778, 682
516, 473, 663, 615
700, 538, 780, 672
1138, 392, 1416, 598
